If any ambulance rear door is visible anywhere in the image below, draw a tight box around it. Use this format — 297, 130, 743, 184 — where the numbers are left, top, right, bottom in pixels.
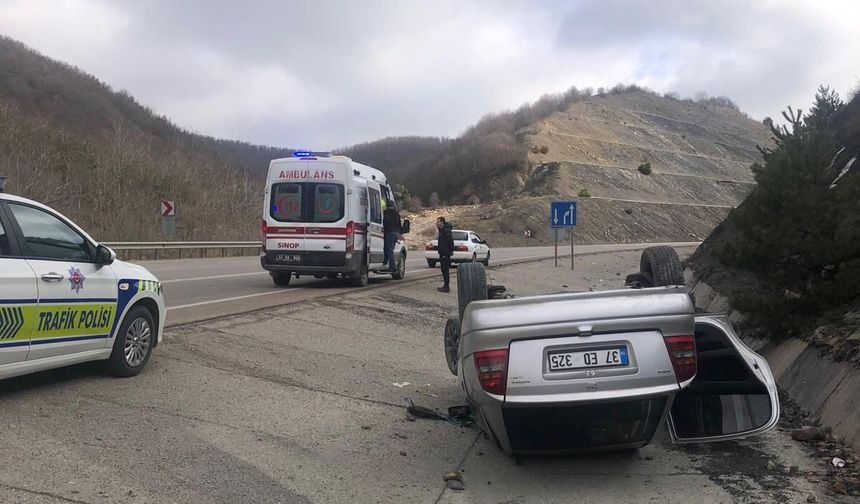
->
301, 160, 349, 267
266, 164, 307, 266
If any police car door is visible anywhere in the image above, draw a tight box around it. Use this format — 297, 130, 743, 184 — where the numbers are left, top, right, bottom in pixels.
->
0, 205, 36, 366
367, 184, 385, 265
5, 202, 118, 360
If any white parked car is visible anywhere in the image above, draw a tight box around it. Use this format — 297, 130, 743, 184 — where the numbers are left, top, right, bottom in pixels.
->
0, 185, 164, 381
425, 229, 490, 268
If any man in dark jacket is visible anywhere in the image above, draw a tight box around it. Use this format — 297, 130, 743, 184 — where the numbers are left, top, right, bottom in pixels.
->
435, 216, 454, 292
383, 200, 403, 272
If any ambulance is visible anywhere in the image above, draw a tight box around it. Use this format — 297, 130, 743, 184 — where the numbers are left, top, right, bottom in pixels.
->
260, 152, 411, 287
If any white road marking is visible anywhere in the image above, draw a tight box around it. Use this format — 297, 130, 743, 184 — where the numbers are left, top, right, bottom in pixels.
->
167, 288, 305, 311
161, 271, 268, 284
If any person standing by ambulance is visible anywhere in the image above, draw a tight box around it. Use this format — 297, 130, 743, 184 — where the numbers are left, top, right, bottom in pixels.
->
383, 199, 403, 273
435, 216, 454, 292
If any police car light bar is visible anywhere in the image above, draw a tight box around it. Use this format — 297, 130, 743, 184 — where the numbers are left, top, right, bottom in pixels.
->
0, 176, 6, 193
293, 151, 330, 158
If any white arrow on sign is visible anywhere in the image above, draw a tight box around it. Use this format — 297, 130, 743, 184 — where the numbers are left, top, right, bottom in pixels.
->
569, 203, 575, 224
553, 208, 559, 224
161, 200, 175, 217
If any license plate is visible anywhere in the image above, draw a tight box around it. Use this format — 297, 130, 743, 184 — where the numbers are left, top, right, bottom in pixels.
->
275, 253, 301, 263
548, 346, 629, 371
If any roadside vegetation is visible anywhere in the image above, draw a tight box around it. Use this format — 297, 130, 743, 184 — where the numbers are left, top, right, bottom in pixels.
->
693, 86, 860, 341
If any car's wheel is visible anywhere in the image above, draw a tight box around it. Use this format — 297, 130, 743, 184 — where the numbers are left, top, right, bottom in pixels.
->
392, 252, 406, 280
427, 260, 437, 268
471, 252, 477, 262
272, 271, 291, 287
107, 306, 155, 377
444, 315, 461, 375
482, 251, 490, 266
457, 262, 488, 321
350, 254, 369, 287
639, 246, 684, 286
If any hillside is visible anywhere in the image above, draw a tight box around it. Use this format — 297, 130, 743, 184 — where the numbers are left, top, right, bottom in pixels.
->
0, 36, 289, 241
380, 90, 774, 247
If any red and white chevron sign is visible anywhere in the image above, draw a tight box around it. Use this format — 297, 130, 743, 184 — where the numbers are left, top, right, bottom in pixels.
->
161, 200, 175, 217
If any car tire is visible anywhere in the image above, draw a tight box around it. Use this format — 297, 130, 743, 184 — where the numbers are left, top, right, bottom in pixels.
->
482, 251, 490, 266
107, 306, 155, 377
457, 262, 488, 321
427, 260, 437, 268
624, 271, 654, 289
444, 315, 461, 375
392, 252, 406, 280
639, 246, 684, 286
350, 254, 369, 287
471, 252, 477, 262
272, 271, 292, 287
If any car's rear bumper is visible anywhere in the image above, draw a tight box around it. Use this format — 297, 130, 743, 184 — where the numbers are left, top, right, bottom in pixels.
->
260, 251, 363, 274
424, 251, 474, 262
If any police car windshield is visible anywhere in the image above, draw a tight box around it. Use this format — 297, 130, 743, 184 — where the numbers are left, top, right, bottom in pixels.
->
271, 182, 344, 223
452, 231, 469, 241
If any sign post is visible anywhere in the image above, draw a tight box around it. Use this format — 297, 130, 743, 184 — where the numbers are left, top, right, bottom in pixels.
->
550, 200, 577, 270
161, 199, 176, 238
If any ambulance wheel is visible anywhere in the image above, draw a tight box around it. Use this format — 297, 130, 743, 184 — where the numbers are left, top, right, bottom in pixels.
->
350, 255, 369, 287
427, 260, 437, 268
444, 315, 461, 375
107, 306, 154, 377
272, 271, 292, 287
392, 252, 406, 280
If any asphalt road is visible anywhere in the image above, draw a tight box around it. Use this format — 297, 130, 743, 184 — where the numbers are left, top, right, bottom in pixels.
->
0, 246, 840, 504
141, 242, 701, 326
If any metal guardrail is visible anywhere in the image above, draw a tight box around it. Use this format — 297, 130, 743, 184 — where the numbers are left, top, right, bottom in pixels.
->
103, 241, 261, 260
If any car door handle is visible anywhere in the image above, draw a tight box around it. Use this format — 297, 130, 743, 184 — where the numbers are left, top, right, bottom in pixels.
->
40, 272, 64, 282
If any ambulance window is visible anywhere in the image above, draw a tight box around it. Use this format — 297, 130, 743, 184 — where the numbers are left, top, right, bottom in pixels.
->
312, 184, 344, 223
271, 183, 303, 222
0, 218, 10, 256
8, 203, 90, 261
369, 188, 382, 223
381, 185, 392, 206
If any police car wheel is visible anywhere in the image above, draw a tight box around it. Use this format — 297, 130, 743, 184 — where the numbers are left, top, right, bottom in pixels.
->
272, 271, 292, 287
107, 306, 155, 377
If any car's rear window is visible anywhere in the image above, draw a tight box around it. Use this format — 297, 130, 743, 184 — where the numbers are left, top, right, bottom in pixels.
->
452, 231, 469, 241
271, 182, 344, 223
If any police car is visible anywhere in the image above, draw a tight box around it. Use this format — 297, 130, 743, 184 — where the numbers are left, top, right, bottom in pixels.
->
0, 179, 164, 381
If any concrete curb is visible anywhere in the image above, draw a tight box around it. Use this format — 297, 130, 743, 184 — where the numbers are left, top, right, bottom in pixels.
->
686, 269, 860, 451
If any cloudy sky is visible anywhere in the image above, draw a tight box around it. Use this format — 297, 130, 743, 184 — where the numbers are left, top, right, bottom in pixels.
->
1, 0, 858, 149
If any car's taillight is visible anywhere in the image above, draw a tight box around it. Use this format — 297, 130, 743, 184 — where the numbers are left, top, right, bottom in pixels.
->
455, 245, 469, 252
474, 349, 508, 396
345, 221, 354, 252
425, 243, 433, 251
664, 335, 696, 383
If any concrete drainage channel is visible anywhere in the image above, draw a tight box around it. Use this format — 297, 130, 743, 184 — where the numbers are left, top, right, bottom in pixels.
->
686, 270, 860, 452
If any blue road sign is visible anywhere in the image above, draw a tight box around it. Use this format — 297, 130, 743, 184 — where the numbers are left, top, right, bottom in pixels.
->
550, 201, 577, 228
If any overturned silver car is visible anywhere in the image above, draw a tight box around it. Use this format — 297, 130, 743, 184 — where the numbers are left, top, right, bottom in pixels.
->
444, 246, 779, 455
